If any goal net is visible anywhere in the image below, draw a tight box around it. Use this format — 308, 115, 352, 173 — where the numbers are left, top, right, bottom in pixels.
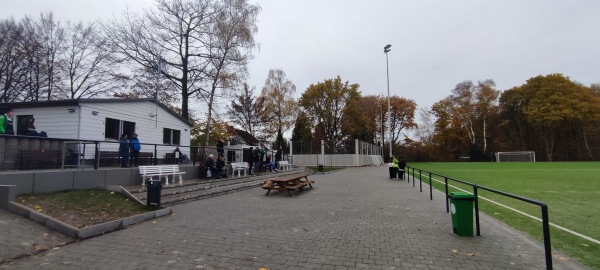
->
495, 151, 535, 162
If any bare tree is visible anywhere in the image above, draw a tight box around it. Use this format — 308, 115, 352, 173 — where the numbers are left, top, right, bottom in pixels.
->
259, 68, 297, 137
118, 65, 180, 103
20, 16, 44, 101
35, 12, 64, 100
103, 0, 259, 125
0, 18, 28, 102
201, 0, 260, 146
1, 12, 116, 102
227, 83, 267, 138
56, 21, 121, 99
415, 106, 435, 145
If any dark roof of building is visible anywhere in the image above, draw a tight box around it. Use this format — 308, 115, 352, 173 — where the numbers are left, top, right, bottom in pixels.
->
231, 128, 259, 146
0, 98, 191, 126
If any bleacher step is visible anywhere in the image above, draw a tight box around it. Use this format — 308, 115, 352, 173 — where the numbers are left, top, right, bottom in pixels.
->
127, 168, 311, 206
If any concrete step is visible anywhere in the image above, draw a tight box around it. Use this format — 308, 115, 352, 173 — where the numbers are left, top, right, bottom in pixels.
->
128, 167, 311, 206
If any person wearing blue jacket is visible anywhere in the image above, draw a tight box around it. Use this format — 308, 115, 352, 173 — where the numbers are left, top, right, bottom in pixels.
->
129, 133, 141, 167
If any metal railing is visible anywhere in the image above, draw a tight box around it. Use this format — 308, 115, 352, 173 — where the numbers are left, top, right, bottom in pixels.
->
0, 135, 203, 172
0, 135, 297, 173
405, 165, 553, 270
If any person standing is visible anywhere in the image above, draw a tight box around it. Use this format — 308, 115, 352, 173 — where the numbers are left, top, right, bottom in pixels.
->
258, 145, 266, 172
398, 156, 407, 180
246, 147, 254, 175
217, 139, 224, 157
253, 146, 261, 175
0, 108, 15, 135
119, 134, 130, 168
275, 146, 282, 169
129, 133, 141, 167
392, 155, 399, 180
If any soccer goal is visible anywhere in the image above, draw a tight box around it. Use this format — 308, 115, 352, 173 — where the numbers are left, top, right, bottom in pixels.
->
495, 151, 536, 162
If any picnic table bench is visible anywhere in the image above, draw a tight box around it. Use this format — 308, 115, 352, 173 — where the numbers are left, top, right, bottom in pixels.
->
261, 172, 315, 197
165, 152, 184, 164
139, 164, 186, 186
137, 152, 154, 165
99, 151, 119, 167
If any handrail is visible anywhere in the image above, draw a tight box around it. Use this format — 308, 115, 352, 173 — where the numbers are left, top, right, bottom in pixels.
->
406, 165, 553, 270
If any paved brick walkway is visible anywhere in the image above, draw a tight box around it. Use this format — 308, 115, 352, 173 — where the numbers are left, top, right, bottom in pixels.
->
0, 209, 72, 263
0, 167, 590, 269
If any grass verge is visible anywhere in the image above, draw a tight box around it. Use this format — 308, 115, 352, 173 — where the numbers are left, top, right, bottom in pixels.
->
16, 189, 156, 229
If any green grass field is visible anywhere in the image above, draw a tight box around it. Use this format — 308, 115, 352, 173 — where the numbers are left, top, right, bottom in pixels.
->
409, 162, 600, 269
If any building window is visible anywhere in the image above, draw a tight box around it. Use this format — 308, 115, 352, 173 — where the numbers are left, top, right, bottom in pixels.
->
163, 128, 181, 145
105, 118, 136, 140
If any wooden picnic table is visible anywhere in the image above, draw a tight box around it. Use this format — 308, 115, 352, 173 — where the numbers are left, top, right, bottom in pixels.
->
261, 172, 315, 196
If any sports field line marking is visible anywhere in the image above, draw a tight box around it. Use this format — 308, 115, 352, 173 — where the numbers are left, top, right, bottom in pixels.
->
416, 172, 600, 246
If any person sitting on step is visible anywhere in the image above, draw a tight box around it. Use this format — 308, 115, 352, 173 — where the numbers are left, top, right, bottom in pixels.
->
216, 155, 228, 178
205, 154, 220, 179
265, 155, 278, 172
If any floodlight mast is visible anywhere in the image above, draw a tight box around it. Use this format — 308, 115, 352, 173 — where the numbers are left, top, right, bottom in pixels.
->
384, 44, 392, 161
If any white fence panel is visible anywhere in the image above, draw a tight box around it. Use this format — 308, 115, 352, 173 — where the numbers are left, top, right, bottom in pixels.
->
292, 154, 383, 167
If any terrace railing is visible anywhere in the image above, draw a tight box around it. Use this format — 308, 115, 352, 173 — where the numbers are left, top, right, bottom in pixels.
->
0, 135, 204, 172
405, 165, 553, 270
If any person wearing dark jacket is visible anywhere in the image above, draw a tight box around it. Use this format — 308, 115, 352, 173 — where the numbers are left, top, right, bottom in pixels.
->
275, 146, 282, 169
19, 116, 47, 137
398, 157, 407, 180
246, 147, 254, 175
119, 134, 130, 168
252, 147, 261, 175
217, 139, 224, 157
174, 147, 190, 163
216, 155, 228, 178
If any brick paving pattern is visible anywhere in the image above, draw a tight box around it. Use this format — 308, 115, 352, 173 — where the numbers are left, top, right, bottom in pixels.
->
0, 167, 590, 269
0, 209, 72, 263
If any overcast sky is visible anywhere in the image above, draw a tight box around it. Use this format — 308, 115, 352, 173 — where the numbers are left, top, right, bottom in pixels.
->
2, 0, 600, 111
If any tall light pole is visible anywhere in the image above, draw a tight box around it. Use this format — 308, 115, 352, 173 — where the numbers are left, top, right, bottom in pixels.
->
384, 44, 392, 162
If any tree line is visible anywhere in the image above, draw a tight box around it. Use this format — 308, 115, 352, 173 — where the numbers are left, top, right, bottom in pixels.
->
412, 74, 600, 162
279, 73, 600, 162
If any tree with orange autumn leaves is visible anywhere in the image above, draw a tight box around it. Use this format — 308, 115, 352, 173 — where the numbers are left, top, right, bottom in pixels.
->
420, 74, 600, 161
499, 74, 600, 161
297, 76, 417, 154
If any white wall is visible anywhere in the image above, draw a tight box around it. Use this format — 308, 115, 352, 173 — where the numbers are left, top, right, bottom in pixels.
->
292, 154, 383, 167
12, 101, 191, 157
12, 106, 79, 139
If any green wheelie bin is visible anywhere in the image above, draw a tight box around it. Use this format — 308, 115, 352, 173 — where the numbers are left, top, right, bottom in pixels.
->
449, 192, 476, 236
